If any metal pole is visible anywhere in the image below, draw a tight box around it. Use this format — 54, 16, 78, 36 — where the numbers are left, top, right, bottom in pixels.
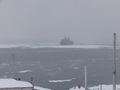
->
113, 33, 116, 90
100, 75, 102, 90
84, 66, 87, 90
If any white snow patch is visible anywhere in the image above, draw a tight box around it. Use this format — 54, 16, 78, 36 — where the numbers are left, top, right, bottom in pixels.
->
34, 86, 51, 90
19, 70, 33, 73
49, 79, 72, 83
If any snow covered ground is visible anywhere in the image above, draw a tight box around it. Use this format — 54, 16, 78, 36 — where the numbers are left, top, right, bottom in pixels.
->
0, 78, 51, 90
70, 85, 120, 90
0, 78, 32, 88
1, 78, 120, 90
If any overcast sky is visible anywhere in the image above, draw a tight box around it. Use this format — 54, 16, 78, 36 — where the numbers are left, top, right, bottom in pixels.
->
0, 0, 120, 44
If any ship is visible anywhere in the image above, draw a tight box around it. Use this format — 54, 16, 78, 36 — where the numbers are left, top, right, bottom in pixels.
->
60, 37, 74, 45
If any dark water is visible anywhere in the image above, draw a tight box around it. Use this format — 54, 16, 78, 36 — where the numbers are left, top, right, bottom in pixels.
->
0, 48, 120, 90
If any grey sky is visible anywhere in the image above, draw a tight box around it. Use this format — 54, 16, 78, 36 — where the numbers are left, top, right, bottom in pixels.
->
0, 0, 120, 44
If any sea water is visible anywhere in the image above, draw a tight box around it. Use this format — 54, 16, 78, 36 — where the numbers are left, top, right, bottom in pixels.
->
0, 44, 120, 90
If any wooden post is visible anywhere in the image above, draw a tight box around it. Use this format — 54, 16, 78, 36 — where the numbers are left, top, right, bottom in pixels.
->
31, 77, 33, 84
84, 66, 87, 90
113, 33, 116, 90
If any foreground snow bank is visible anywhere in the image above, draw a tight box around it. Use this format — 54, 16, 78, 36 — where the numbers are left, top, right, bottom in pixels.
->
0, 78, 51, 90
0, 78, 32, 88
34, 86, 51, 90
70, 85, 120, 90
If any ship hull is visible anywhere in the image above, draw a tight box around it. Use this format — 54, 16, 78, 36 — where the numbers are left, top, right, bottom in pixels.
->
60, 42, 74, 45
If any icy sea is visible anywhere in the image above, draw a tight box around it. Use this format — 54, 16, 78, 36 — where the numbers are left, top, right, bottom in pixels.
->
0, 43, 120, 90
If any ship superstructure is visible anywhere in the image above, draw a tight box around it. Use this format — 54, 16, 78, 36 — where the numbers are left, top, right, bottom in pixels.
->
60, 37, 74, 45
